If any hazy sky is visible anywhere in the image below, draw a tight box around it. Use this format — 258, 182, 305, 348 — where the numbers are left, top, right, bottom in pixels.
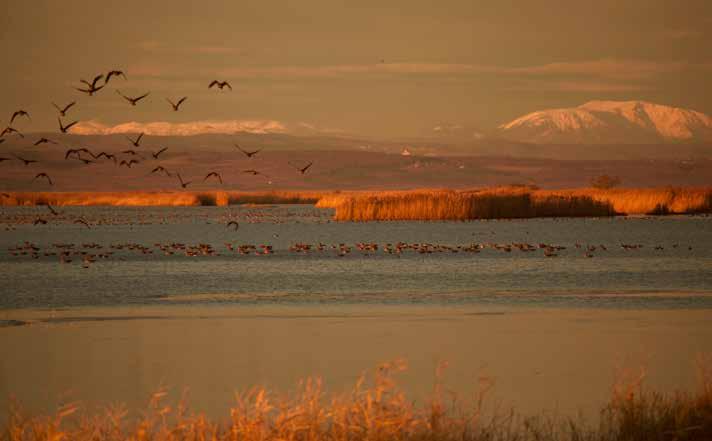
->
1, 0, 711, 137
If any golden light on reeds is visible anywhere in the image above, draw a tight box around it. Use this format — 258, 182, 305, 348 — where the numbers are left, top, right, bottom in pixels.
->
1, 187, 711, 220
4, 359, 712, 440
0, 191, 327, 207
318, 187, 712, 221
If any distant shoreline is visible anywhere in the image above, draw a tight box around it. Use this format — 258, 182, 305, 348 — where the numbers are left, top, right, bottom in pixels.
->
2, 186, 711, 220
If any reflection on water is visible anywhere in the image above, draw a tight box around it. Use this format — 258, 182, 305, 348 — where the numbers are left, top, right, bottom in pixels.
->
1, 205, 711, 310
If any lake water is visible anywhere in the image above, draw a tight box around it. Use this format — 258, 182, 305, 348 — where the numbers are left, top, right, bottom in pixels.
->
1, 205, 711, 419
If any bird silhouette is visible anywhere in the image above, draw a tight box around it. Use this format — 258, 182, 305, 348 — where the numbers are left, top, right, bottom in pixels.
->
33, 173, 53, 185
52, 101, 76, 117
64, 148, 95, 159
151, 147, 168, 159
116, 90, 150, 106
34, 137, 57, 146
289, 161, 313, 174
43, 203, 60, 216
33, 218, 48, 226
58, 117, 78, 133
176, 173, 192, 188
81, 74, 104, 89
227, 221, 239, 230
119, 159, 140, 168
235, 144, 262, 158
166, 97, 187, 111
10, 110, 30, 124
13, 154, 37, 166
74, 218, 91, 228
242, 169, 269, 177
204, 171, 223, 184
209, 80, 232, 90
126, 133, 144, 147
76, 75, 105, 96
105, 70, 127, 84
95, 152, 117, 164
150, 166, 173, 177
1, 126, 24, 138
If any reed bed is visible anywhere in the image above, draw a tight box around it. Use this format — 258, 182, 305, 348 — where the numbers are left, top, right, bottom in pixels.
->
319, 187, 712, 221
0, 191, 326, 207
4, 359, 712, 441
2, 187, 711, 220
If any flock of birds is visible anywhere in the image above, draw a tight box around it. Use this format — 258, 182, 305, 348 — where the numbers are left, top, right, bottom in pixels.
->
0, 69, 315, 229
5, 235, 695, 269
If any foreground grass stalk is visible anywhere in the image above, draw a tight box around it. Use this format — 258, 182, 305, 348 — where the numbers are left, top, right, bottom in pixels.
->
4, 359, 712, 441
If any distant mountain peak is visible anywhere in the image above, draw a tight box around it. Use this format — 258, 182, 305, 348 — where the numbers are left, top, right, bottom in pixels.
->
498, 100, 712, 144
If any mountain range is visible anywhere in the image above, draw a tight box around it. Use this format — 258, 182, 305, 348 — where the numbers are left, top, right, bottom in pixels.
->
496, 100, 712, 144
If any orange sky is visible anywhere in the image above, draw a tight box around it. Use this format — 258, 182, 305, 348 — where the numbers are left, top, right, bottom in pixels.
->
1, 0, 710, 137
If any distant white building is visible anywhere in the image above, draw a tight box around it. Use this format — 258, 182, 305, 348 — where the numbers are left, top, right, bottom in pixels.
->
401, 148, 412, 156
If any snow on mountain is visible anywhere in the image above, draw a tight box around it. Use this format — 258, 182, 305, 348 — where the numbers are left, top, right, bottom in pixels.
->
498, 101, 712, 144
72, 119, 288, 136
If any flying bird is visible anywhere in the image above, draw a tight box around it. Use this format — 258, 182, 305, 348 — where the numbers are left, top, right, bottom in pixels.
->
33, 218, 48, 226
74, 218, 91, 228
95, 152, 117, 164
166, 97, 187, 111
42, 203, 60, 216
234, 144, 262, 158
10, 110, 30, 124
33, 173, 53, 185
116, 90, 150, 106
289, 161, 313, 174
1, 126, 24, 137
242, 169, 269, 177
76, 75, 105, 96
52, 101, 76, 117
105, 70, 127, 84
74, 157, 95, 165
119, 159, 140, 168
209, 80, 232, 90
126, 132, 144, 147
34, 137, 57, 146
227, 221, 239, 230
204, 171, 223, 184
65, 148, 95, 159
176, 173, 192, 189
151, 147, 168, 159
58, 117, 78, 134
81, 74, 104, 89
75, 84, 104, 96
121, 149, 142, 156
13, 154, 37, 166
150, 166, 172, 177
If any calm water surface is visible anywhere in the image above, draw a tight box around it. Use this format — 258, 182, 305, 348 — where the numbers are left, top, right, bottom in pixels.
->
1, 205, 711, 312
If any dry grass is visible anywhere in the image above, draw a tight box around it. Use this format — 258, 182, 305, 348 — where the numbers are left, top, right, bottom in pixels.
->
318, 187, 712, 221
2, 187, 711, 220
4, 359, 712, 441
0, 191, 326, 207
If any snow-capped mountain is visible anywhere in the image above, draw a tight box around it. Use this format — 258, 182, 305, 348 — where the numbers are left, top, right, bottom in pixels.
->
498, 101, 712, 144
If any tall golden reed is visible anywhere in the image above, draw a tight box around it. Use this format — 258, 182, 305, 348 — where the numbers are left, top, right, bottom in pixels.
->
4, 359, 712, 440
320, 187, 712, 221
0, 191, 326, 207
